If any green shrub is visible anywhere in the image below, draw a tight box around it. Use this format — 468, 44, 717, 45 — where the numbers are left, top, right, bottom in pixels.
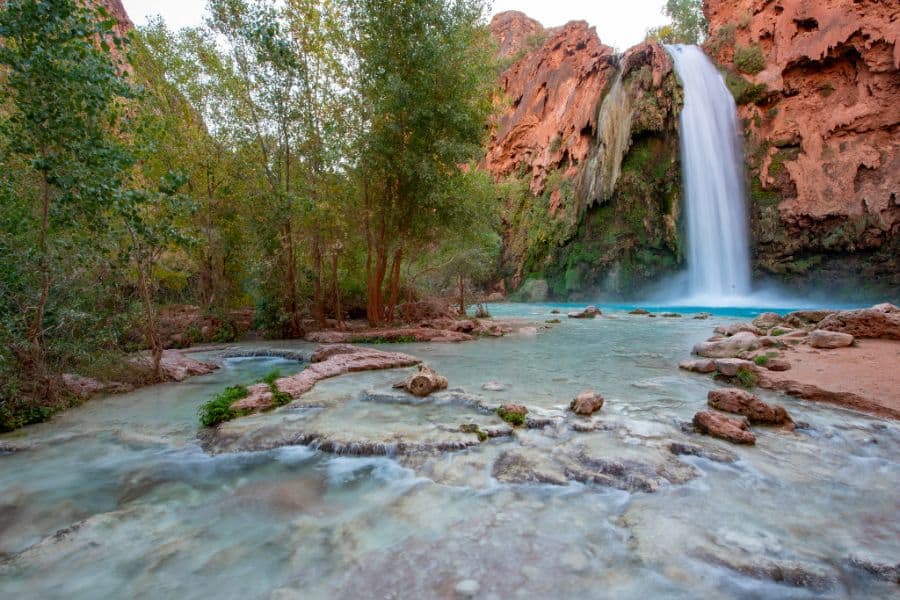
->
198, 385, 249, 427
753, 355, 769, 366
734, 44, 765, 75
497, 406, 526, 427
262, 368, 281, 385
734, 368, 758, 389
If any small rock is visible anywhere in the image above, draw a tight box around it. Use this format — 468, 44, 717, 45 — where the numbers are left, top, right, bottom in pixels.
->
679, 359, 717, 373
693, 411, 756, 445
568, 306, 601, 319
765, 358, 791, 371
752, 312, 784, 330
693, 332, 761, 358
545, 318, 561, 324
482, 381, 506, 392
708, 388, 793, 427
497, 404, 528, 426
629, 308, 649, 315
809, 330, 854, 349
724, 322, 764, 336
714, 358, 756, 377
454, 579, 480, 597
550, 309, 561, 314
661, 312, 682, 318
693, 312, 711, 320
570, 390, 604, 415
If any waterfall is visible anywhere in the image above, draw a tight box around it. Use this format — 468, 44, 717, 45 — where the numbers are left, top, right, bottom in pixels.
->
665, 44, 752, 302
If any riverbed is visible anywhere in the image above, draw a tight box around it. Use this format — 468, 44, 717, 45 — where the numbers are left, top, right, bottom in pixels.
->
1, 304, 897, 598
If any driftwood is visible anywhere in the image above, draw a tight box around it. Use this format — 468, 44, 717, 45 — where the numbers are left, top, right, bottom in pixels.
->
394, 364, 448, 397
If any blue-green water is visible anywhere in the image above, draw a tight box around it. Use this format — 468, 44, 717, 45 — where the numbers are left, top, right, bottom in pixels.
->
1, 305, 897, 599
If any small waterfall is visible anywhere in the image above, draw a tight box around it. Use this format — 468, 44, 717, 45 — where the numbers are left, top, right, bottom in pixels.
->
665, 44, 752, 302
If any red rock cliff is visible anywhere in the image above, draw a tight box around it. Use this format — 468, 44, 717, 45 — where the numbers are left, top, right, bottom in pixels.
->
486, 12, 616, 200
704, 0, 899, 288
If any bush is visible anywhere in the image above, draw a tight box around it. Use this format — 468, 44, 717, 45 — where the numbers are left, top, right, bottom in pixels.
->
734, 368, 758, 389
198, 385, 249, 427
497, 406, 526, 427
735, 44, 765, 75
753, 355, 769, 366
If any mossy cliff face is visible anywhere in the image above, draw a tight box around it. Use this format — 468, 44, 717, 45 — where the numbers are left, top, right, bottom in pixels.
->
494, 40, 684, 299
705, 0, 900, 299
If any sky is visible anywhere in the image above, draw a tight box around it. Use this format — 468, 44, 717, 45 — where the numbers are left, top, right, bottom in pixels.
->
121, 0, 670, 52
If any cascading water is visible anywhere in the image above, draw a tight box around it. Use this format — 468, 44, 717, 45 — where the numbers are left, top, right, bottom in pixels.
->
665, 44, 752, 302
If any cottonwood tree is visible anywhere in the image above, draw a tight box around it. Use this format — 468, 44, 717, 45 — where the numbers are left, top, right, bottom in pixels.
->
0, 0, 133, 374
346, 0, 496, 325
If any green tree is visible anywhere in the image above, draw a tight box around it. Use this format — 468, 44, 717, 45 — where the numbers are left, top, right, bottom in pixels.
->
0, 0, 133, 373
345, 0, 497, 325
646, 0, 707, 45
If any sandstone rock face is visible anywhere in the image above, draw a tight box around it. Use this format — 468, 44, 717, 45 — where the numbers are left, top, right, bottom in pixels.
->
816, 306, 900, 339
705, 0, 899, 294
809, 330, 855, 349
570, 390, 604, 415
752, 312, 784, 330
708, 388, 794, 427
693, 411, 757, 445
487, 12, 616, 197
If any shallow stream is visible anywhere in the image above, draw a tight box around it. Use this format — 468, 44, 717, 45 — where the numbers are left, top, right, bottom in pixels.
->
1, 304, 897, 598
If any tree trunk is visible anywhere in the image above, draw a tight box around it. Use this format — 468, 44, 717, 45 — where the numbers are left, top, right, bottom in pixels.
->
283, 219, 302, 338
384, 247, 403, 324
27, 174, 52, 369
135, 249, 162, 379
330, 251, 342, 329
312, 232, 325, 327
396, 364, 448, 397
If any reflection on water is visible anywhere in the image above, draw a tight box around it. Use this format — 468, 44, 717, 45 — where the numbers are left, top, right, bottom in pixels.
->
1, 305, 897, 598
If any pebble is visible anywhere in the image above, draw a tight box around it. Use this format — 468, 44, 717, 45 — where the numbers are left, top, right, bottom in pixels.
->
455, 579, 480, 597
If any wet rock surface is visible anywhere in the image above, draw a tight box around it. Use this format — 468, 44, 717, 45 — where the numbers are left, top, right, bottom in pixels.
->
693, 411, 756, 445
708, 388, 794, 428
570, 390, 604, 415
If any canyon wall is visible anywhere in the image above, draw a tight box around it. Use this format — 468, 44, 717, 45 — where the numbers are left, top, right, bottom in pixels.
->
704, 0, 899, 297
489, 13, 685, 298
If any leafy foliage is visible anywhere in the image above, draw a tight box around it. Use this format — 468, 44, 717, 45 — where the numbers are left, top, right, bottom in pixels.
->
646, 0, 707, 45
198, 385, 250, 427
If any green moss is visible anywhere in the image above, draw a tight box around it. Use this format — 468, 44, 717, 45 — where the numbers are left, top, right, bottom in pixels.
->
753, 355, 769, 366
198, 385, 249, 427
734, 44, 765, 75
497, 406, 526, 427
460, 423, 488, 442
262, 368, 281, 385
771, 328, 787, 337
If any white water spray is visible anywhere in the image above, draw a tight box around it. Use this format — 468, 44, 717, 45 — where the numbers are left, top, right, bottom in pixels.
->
665, 44, 752, 303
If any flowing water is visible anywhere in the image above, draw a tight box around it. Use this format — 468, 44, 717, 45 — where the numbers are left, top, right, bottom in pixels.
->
1, 306, 898, 598
666, 45, 753, 303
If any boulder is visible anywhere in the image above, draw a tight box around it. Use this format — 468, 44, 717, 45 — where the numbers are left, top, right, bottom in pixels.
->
570, 390, 604, 415
724, 322, 764, 336
693, 332, 761, 358
679, 359, 717, 374
809, 330, 855, 349
629, 308, 650, 315
764, 358, 792, 372
708, 388, 794, 427
816, 307, 900, 340
714, 358, 757, 377
783, 310, 834, 328
752, 312, 784, 330
693, 411, 756, 445
568, 306, 601, 319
